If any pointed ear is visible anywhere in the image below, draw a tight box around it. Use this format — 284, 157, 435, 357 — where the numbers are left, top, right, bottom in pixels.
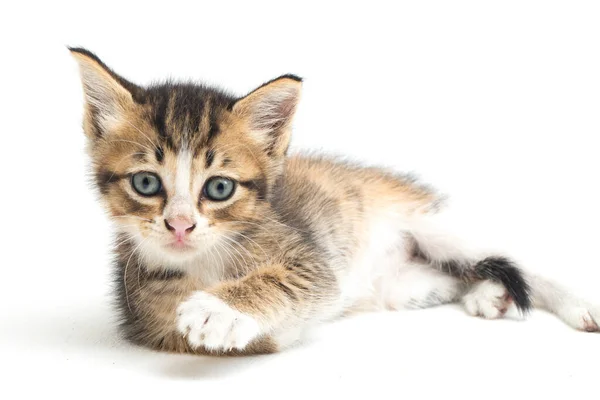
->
231, 75, 302, 157
69, 47, 141, 138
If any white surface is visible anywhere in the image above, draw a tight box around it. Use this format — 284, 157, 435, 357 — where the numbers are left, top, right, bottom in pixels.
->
2, 1, 600, 398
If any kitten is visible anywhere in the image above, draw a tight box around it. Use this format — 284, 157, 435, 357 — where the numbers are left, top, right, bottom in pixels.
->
70, 47, 599, 355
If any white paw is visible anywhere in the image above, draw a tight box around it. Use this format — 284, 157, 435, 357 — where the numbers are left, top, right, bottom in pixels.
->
462, 281, 512, 319
557, 305, 600, 333
176, 291, 261, 351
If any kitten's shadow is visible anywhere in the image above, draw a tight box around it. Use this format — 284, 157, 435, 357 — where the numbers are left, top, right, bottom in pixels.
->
158, 354, 267, 380
3, 302, 265, 379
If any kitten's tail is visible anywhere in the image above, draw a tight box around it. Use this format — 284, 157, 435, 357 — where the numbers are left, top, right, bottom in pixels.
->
419, 253, 533, 313
468, 256, 532, 313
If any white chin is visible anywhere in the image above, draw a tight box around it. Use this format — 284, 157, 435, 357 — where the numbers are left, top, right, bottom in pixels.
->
163, 244, 198, 258
137, 236, 209, 269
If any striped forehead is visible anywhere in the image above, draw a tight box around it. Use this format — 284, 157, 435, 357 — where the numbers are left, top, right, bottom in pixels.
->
143, 83, 233, 153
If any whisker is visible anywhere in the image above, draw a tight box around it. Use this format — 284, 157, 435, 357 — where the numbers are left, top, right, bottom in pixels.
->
219, 229, 269, 260
210, 240, 227, 280
217, 220, 284, 251
207, 243, 225, 281
262, 216, 309, 234
216, 239, 250, 275
205, 246, 218, 279
218, 235, 255, 274
214, 240, 242, 276
221, 238, 254, 270
112, 215, 155, 222
113, 225, 161, 235
112, 233, 135, 248
221, 239, 249, 272
123, 237, 150, 315
114, 224, 143, 231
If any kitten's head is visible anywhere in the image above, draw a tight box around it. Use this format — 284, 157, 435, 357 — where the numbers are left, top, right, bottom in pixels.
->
70, 48, 301, 267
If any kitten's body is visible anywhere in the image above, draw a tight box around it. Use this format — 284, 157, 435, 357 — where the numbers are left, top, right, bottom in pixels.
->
70, 48, 599, 356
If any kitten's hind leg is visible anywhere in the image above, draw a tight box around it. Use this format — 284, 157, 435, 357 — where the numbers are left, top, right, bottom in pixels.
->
530, 274, 600, 332
381, 261, 517, 319
402, 210, 599, 331
382, 263, 464, 310
389, 258, 521, 319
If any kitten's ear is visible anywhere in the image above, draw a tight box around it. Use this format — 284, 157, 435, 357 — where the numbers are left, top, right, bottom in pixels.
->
231, 75, 302, 157
69, 47, 141, 138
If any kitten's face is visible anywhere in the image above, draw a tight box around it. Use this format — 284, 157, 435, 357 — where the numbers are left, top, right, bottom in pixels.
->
95, 113, 269, 265
70, 48, 301, 267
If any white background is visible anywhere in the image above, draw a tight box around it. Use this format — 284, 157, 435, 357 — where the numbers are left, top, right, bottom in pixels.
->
1, 1, 600, 398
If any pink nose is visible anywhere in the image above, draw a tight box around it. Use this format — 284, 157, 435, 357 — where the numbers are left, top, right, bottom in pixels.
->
165, 218, 196, 238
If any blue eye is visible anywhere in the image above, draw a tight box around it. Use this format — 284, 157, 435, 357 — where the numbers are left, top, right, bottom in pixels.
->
204, 177, 235, 201
131, 172, 161, 196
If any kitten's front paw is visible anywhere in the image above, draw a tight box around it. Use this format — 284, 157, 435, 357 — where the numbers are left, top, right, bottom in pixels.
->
462, 280, 512, 319
176, 291, 261, 352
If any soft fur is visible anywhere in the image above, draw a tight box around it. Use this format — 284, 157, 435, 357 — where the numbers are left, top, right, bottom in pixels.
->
69, 47, 600, 356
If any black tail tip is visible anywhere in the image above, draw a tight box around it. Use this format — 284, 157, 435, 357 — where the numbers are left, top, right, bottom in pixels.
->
474, 256, 532, 313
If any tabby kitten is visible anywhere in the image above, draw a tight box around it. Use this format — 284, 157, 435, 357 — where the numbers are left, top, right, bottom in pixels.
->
70, 48, 599, 355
